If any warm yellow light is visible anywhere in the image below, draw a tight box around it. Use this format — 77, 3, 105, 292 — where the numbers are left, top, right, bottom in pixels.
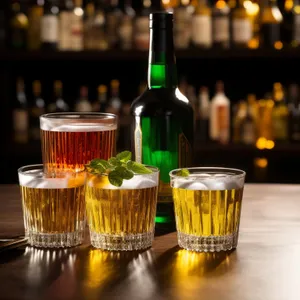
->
254, 158, 268, 168
244, 1, 259, 16
248, 38, 259, 49
256, 137, 266, 149
274, 41, 283, 50
216, 0, 226, 9
265, 140, 275, 149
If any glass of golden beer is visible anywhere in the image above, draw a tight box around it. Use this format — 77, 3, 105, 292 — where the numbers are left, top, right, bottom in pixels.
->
85, 167, 159, 251
40, 112, 117, 174
170, 167, 246, 252
18, 165, 86, 248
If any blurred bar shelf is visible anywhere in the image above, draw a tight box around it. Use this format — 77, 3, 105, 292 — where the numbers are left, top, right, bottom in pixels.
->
5, 142, 300, 158
1, 48, 300, 62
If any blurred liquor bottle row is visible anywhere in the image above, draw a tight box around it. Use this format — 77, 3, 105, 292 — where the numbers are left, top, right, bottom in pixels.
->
12, 77, 137, 150
7, 0, 300, 51
12, 76, 300, 151
181, 80, 300, 146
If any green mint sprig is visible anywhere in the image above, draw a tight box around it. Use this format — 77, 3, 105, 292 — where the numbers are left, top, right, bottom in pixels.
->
85, 151, 153, 187
176, 169, 190, 177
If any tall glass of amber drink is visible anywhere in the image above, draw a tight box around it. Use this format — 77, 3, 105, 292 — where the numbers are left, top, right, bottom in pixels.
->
40, 113, 117, 174
85, 167, 159, 251
170, 167, 246, 252
18, 164, 86, 248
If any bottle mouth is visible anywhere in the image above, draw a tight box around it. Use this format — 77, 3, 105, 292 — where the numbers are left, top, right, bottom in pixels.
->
149, 12, 173, 29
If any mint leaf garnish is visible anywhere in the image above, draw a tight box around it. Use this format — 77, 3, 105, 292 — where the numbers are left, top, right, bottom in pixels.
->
127, 161, 153, 174
116, 151, 131, 163
108, 171, 123, 187
90, 159, 110, 171
86, 151, 153, 187
115, 166, 134, 180
176, 169, 190, 177
108, 157, 121, 167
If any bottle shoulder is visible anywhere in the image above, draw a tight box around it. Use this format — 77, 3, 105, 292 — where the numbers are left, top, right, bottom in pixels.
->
211, 93, 230, 105
131, 88, 193, 116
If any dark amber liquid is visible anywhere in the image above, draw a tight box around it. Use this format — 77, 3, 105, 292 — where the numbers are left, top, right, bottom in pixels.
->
41, 129, 116, 173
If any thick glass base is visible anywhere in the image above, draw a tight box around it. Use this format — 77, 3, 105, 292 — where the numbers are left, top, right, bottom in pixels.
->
27, 231, 84, 248
178, 231, 238, 252
90, 231, 154, 251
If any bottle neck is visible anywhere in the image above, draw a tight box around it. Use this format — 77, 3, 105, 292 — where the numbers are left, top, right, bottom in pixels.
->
266, 0, 277, 7
147, 25, 177, 89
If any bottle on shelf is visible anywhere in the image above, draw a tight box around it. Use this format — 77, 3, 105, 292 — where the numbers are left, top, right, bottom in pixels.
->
108, 80, 122, 115
191, 0, 212, 48
106, 0, 122, 48
272, 82, 289, 141
58, 0, 73, 50
197, 86, 210, 142
258, 93, 274, 141
212, 0, 230, 48
70, 0, 84, 50
118, 0, 135, 50
83, 2, 95, 49
13, 77, 28, 144
27, 0, 44, 50
209, 80, 230, 144
288, 83, 300, 142
131, 12, 194, 231
92, 84, 108, 112
75, 86, 92, 112
30, 80, 45, 141
41, 0, 59, 50
10, 1, 29, 50
134, 0, 153, 50
231, 0, 252, 48
48, 80, 69, 112
247, 0, 260, 49
232, 100, 247, 144
260, 0, 283, 49
173, 0, 191, 49
84, 0, 108, 50
281, 0, 300, 47
240, 102, 257, 145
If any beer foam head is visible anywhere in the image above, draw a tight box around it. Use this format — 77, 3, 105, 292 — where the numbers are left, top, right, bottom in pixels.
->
18, 169, 85, 189
173, 173, 244, 191
40, 113, 118, 132
19, 171, 69, 189
41, 123, 117, 132
89, 172, 159, 190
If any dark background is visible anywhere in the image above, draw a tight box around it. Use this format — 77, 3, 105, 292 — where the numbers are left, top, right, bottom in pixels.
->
1, 0, 300, 184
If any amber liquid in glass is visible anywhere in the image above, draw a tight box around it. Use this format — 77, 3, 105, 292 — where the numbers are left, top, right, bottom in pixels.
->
85, 185, 158, 235
172, 188, 244, 236
41, 128, 116, 173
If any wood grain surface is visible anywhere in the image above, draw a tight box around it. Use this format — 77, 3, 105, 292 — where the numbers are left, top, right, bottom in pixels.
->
1, 184, 300, 300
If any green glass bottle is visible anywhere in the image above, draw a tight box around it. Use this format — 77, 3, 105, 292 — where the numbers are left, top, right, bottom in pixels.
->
131, 12, 194, 232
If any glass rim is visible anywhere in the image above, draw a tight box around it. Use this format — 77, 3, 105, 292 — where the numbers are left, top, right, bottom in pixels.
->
18, 164, 86, 177
87, 165, 160, 176
40, 112, 117, 121
169, 167, 246, 179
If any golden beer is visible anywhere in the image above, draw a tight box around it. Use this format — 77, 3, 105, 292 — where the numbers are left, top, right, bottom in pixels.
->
18, 165, 86, 248
170, 168, 246, 252
40, 113, 117, 173
85, 169, 159, 251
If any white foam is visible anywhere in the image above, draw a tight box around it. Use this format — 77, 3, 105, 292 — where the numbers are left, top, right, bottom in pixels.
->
174, 174, 244, 191
90, 174, 158, 190
40, 123, 117, 132
19, 176, 68, 189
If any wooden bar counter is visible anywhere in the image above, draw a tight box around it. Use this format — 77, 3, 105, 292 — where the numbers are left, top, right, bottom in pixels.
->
0, 184, 300, 300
